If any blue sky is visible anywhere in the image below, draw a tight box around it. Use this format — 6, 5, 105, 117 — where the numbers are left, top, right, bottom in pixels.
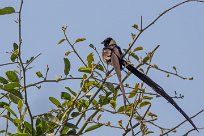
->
0, 0, 204, 135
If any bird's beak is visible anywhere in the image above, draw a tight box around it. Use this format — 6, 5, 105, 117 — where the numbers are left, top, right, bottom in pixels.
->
101, 41, 105, 44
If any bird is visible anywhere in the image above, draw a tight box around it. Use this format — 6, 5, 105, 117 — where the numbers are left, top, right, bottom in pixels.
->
102, 38, 127, 112
101, 37, 197, 131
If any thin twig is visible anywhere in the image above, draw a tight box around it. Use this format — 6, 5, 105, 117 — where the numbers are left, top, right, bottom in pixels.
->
75, 71, 111, 131
123, 0, 204, 59
143, 0, 204, 32
89, 120, 123, 130
55, 63, 99, 135
77, 110, 100, 134
26, 77, 82, 88
115, 45, 160, 92
93, 46, 107, 72
62, 28, 87, 67
5, 111, 10, 136
17, 0, 34, 135
123, 104, 151, 136
0, 62, 21, 67
25, 53, 42, 69
183, 127, 204, 136
145, 63, 191, 80
129, 94, 140, 136
161, 108, 204, 136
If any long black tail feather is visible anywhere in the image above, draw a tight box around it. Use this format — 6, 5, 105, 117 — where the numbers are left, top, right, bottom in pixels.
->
122, 61, 197, 131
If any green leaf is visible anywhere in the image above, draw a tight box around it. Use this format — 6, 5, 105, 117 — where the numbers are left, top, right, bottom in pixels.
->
24, 121, 33, 134
104, 82, 115, 93
4, 105, 17, 118
9, 94, 20, 104
61, 126, 69, 135
5, 71, 19, 82
71, 112, 80, 118
89, 44, 95, 49
25, 56, 34, 64
97, 114, 102, 121
65, 51, 72, 56
22, 107, 27, 121
143, 96, 153, 100
57, 38, 65, 45
118, 120, 123, 127
0, 7, 15, 15
0, 82, 23, 99
45, 114, 61, 125
13, 43, 18, 50
10, 49, 19, 62
78, 67, 92, 73
153, 64, 158, 68
128, 83, 139, 98
99, 96, 110, 106
133, 46, 143, 52
61, 92, 71, 100
64, 58, 70, 76
132, 24, 138, 29
0, 130, 6, 134
18, 99, 23, 112
92, 99, 98, 107
3, 82, 20, 90
139, 101, 151, 108
49, 97, 61, 107
14, 118, 21, 124
36, 71, 43, 78
142, 56, 149, 64
0, 82, 22, 99
85, 124, 103, 133
145, 131, 154, 135
95, 64, 104, 72
110, 100, 116, 109
0, 76, 8, 84
65, 87, 77, 97
147, 112, 157, 118
67, 129, 76, 135
0, 102, 9, 108
74, 38, 86, 44
117, 106, 125, 113
173, 66, 177, 73
65, 123, 78, 129
130, 53, 139, 61
10, 53, 18, 62
87, 53, 94, 67
3, 83, 21, 99
84, 81, 97, 91
83, 74, 87, 80
36, 118, 43, 135
85, 100, 89, 107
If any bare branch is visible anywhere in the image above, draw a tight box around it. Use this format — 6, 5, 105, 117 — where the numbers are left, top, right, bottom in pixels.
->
161, 108, 204, 135
123, 0, 204, 59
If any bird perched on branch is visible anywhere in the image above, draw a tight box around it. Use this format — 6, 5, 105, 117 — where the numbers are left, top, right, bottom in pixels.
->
101, 37, 197, 131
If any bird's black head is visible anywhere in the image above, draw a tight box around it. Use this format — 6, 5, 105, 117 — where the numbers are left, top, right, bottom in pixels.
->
101, 37, 113, 47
